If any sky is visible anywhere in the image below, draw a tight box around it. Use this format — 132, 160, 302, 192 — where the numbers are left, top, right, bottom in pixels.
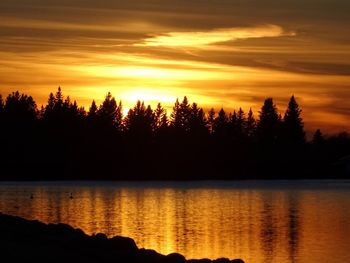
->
0, 0, 349, 133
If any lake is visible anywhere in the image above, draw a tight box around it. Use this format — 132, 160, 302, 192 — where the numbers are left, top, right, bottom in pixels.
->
0, 180, 349, 263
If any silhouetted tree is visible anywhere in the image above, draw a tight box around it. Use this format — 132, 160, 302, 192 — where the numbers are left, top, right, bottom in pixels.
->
97, 92, 122, 130
44, 92, 55, 117
4, 91, 37, 126
43, 87, 66, 123
0, 94, 3, 141
170, 96, 191, 132
115, 101, 123, 130
256, 98, 281, 145
78, 105, 86, 118
62, 96, 80, 122
245, 108, 256, 138
87, 100, 98, 123
0, 94, 4, 121
154, 103, 168, 132
312, 129, 324, 145
282, 95, 305, 144
236, 108, 245, 137
54, 87, 64, 110
0, 95, 3, 110
207, 108, 215, 133
124, 100, 154, 139
42, 88, 84, 128
188, 103, 208, 136
1, 88, 349, 181
1, 91, 38, 180
213, 108, 229, 138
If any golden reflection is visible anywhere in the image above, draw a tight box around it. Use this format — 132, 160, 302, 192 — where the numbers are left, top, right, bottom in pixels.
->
1, 182, 350, 263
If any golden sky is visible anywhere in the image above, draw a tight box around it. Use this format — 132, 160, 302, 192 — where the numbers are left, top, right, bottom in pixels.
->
0, 0, 350, 133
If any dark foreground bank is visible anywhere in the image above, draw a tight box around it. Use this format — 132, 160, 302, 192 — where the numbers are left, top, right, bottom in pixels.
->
0, 213, 244, 263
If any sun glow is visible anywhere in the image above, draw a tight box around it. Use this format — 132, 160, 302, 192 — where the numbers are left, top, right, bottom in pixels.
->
119, 88, 177, 114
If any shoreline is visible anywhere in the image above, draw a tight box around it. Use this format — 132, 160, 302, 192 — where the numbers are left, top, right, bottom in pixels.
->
0, 212, 244, 263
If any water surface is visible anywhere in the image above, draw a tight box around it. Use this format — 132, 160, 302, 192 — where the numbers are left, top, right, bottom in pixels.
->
0, 180, 349, 263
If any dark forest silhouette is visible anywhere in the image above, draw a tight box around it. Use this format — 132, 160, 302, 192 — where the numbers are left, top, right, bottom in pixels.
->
1, 88, 350, 180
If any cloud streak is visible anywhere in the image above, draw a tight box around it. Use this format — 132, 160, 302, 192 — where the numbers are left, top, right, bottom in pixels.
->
137, 25, 294, 48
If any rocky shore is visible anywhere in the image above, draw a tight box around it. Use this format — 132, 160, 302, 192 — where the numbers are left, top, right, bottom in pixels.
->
0, 213, 244, 263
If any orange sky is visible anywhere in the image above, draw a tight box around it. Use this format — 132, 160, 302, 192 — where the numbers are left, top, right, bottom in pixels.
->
0, 0, 350, 133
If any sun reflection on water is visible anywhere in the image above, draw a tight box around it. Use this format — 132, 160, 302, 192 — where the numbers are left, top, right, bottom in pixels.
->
0, 182, 350, 263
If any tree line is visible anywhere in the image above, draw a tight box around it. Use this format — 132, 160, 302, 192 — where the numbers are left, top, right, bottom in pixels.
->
0, 88, 349, 180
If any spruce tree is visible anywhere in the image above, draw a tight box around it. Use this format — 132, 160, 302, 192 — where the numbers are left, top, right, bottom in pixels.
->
0, 95, 3, 121
0, 95, 3, 112
207, 108, 215, 133
154, 103, 167, 131
124, 101, 153, 138
283, 95, 305, 144
170, 96, 190, 131
189, 103, 207, 135
213, 108, 228, 137
54, 87, 63, 110
4, 91, 37, 129
245, 108, 256, 138
45, 92, 55, 115
312, 129, 324, 145
237, 108, 245, 136
115, 101, 123, 131
257, 98, 280, 144
88, 100, 98, 118
97, 92, 119, 128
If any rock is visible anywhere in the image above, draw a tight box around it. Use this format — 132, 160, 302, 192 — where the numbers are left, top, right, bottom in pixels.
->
94, 233, 108, 240
164, 253, 186, 263
187, 259, 212, 263
0, 213, 246, 263
109, 235, 138, 252
213, 258, 231, 263
137, 248, 165, 263
92, 232, 108, 247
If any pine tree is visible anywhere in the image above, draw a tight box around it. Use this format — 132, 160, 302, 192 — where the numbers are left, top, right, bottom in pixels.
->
0, 94, 3, 110
4, 91, 37, 125
88, 100, 98, 118
189, 103, 207, 135
257, 98, 281, 144
229, 110, 238, 137
154, 103, 167, 131
245, 108, 256, 138
78, 106, 86, 118
0, 95, 4, 118
38, 105, 45, 119
124, 101, 153, 138
44, 88, 65, 121
170, 98, 180, 128
312, 129, 324, 145
54, 87, 63, 110
213, 108, 228, 137
170, 96, 191, 131
115, 101, 123, 131
207, 108, 215, 133
45, 92, 55, 116
283, 95, 305, 144
145, 104, 155, 133
63, 96, 71, 110
97, 92, 119, 128
237, 108, 245, 135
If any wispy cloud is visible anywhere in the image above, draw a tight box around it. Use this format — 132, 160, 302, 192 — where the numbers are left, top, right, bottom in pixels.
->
137, 25, 295, 48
